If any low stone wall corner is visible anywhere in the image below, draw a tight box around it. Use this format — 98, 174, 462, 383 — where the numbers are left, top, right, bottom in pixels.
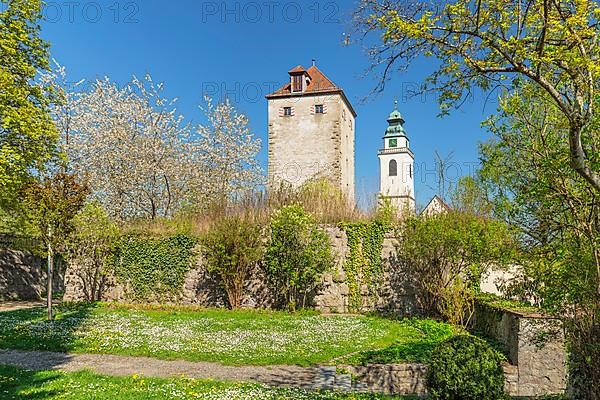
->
342, 363, 428, 396
472, 302, 567, 397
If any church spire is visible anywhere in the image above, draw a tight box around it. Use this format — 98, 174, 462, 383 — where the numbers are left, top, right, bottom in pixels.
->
385, 101, 407, 138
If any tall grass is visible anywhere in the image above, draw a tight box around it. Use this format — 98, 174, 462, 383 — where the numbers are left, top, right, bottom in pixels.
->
122, 178, 377, 237
268, 179, 366, 223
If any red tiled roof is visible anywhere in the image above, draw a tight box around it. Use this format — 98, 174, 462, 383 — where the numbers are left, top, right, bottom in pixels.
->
267, 65, 340, 98
288, 65, 307, 74
266, 65, 356, 116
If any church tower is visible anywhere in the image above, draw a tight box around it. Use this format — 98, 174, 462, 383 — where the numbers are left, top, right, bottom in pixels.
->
378, 101, 415, 214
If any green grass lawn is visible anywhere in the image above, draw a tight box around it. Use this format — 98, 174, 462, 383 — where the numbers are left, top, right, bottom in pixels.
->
339, 319, 457, 365
0, 303, 456, 366
0, 365, 410, 400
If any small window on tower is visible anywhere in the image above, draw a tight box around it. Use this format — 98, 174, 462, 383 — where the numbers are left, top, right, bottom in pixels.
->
389, 138, 398, 148
315, 104, 324, 114
283, 107, 292, 116
389, 160, 398, 177
292, 75, 303, 92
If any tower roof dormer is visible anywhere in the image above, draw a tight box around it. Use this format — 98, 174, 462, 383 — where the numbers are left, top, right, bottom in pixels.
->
384, 100, 408, 138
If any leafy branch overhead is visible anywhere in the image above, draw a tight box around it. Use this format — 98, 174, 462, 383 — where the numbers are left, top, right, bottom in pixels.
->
355, 0, 600, 190
479, 85, 599, 398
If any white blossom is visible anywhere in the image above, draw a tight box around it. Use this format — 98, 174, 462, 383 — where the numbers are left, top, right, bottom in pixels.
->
44, 66, 264, 220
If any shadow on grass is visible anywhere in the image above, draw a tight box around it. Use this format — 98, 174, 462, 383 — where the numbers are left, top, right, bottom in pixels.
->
0, 365, 62, 399
0, 302, 98, 353
0, 303, 99, 398
351, 340, 441, 365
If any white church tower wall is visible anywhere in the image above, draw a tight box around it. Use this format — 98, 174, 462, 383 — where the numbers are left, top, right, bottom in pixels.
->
378, 101, 416, 214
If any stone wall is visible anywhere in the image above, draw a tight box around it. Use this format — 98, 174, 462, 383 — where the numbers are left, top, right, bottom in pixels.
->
335, 363, 526, 397
61, 227, 490, 315
3, 232, 568, 397
64, 261, 274, 308
315, 229, 419, 314
0, 250, 64, 301
343, 363, 428, 396
64, 227, 418, 314
67, 224, 507, 313
471, 302, 567, 397
29, 227, 492, 315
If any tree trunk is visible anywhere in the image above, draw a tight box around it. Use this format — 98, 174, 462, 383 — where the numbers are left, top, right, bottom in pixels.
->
47, 242, 54, 321
569, 125, 600, 192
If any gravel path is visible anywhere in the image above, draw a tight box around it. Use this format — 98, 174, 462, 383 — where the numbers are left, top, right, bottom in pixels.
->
0, 349, 334, 390
0, 301, 49, 312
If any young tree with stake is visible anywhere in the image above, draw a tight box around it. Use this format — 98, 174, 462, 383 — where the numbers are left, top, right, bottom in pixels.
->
21, 173, 88, 320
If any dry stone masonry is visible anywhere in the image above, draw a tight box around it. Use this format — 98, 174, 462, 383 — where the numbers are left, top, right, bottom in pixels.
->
0, 250, 64, 301
471, 302, 567, 397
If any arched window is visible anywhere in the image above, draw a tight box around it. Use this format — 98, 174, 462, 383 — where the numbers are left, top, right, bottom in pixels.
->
389, 160, 397, 177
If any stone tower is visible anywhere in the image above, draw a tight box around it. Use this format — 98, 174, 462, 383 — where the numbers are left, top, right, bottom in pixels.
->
266, 64, 356, 203
378, 101, 415, 214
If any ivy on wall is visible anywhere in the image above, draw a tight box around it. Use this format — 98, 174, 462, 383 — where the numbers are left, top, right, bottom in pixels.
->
339, 221, 388, 312
112, 234, 198, 301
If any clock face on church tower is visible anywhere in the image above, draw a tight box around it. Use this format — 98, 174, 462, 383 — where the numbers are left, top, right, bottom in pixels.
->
389, 138, 398, 148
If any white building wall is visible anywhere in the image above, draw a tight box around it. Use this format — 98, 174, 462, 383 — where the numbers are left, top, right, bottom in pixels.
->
379, 151, 415, 213
339, 100, 355, 204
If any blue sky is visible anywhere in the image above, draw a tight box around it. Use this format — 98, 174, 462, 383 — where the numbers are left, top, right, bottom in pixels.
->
41, 0, 497, 209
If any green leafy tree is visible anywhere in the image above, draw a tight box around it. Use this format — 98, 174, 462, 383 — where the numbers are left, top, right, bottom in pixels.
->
265, 205, 334, 311
480, 84, 599, 399
21, 172, 89, 319
0, 0, 57, 204
450, 176, 494, 217
396, 210, 516, 326
202, 214, 266, 309
355, 0, 600, 191
66, 202, 119, 302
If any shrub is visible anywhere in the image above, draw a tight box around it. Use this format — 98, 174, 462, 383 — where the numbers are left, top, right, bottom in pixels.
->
427, 335, 506, 400
112, 233, 198, 301
66, 202, 119, 301
201, 214, 265, 309
396, 211, 516, 326
265, 204, 333, 310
